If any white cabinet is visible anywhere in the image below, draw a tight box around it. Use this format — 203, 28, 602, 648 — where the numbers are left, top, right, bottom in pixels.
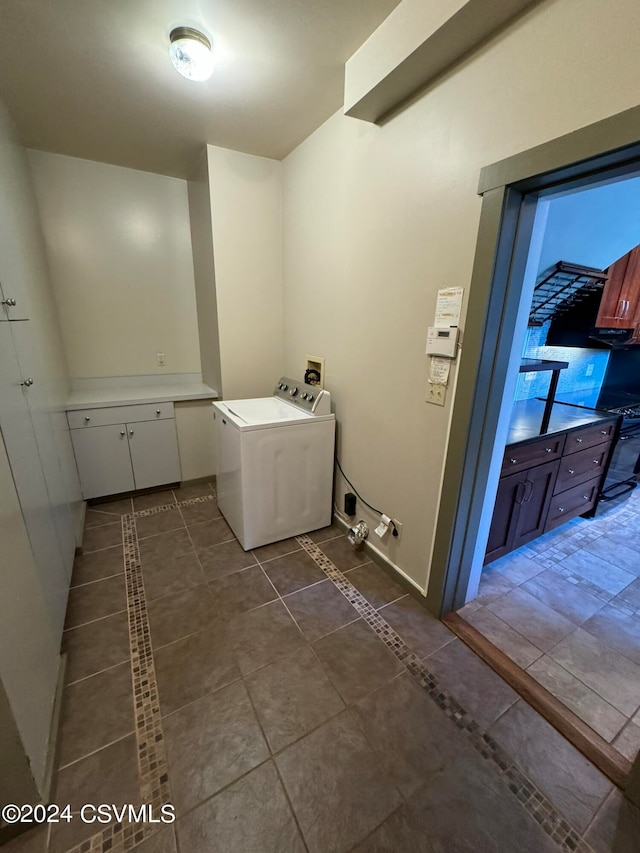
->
68, 403, 182, 499
70, 425, 136, 498
0, 323, 68, 641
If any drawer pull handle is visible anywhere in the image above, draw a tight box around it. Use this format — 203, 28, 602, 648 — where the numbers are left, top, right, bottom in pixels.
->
510, 458, 518, 464
545, 447, 552, 453
84, 416, 91, 422
582, 495, 589, 501
1, 297, 17, 306
129, 429, 134, 436
156, 409, 161, 414
120, 430, 125, 436
575, 438, 583, 443
558, 507, 564, 513
593, 459, 599, 464
600, 430, 607, 435
568, 469, 575, 475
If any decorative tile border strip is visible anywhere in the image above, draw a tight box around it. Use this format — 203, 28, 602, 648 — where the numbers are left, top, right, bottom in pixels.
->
296, 534, 594, 853
133, 492, 217, 519
121, 513, 171, 810
64, 514, 171, 853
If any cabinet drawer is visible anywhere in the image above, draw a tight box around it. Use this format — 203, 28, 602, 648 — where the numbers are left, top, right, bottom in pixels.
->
67, 402, 175, 430
545, 477, 601, 531
563, 420, 617, 455
502, 434, 565, 475
554, 442, 610, 494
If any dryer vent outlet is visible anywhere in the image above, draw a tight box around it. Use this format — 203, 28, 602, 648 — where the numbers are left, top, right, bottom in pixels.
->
347, 521, 368, 548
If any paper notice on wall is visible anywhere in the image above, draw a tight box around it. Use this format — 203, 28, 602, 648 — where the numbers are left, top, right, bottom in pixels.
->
434, 287, 463, 328
429, 356, 451, 386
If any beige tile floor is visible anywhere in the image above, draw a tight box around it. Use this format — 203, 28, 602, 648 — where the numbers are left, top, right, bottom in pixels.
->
3, 482, 640, 853
460, 486, 640, 761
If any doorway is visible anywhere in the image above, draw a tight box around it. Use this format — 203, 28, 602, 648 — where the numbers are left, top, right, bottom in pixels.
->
425, 106, 640, 791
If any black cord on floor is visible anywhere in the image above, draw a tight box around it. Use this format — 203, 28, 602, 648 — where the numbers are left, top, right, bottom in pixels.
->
335, 457, 398, 536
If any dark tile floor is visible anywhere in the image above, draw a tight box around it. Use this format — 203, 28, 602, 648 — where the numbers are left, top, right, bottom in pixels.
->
4, 481, 640, 853
459, 487, 640, 760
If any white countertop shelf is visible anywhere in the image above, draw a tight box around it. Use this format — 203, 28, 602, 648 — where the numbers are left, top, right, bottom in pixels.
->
66, 381, 218, 411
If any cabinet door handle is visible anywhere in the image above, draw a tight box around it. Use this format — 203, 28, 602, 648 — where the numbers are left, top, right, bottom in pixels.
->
615, 299, 628, 319
515, 482, 526, 504
582, 495, 589, 501
568, 468, 575, 475
523, 479, 534, 502
156, 409, 161, 415
120, 430, 126, 436
1, 297, 16, 307
600, 430, 608, 435
575, 438, 583, 443
84, 416, 91, 422
593, 459, 600, 465
545, 447, 552, 453
20, 378, 34, 387
129, 429, 134, 436
558, 506, 565, 513
510, 458, 518, 464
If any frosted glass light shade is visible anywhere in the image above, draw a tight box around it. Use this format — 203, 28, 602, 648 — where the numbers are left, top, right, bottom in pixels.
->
169, 27, 214, 81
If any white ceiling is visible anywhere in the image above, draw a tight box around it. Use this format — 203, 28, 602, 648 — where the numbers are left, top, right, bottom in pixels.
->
0, 0, 402, 178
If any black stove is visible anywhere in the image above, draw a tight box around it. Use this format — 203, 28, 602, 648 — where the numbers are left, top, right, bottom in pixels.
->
609, 404, 640, 420
600, 401, 640, 502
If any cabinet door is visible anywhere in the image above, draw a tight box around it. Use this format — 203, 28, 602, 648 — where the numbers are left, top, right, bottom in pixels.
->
511, 459, 559, 551
0, 322, 67, 641
484, 470, 525, 564
597, 245, 640, 329
127, 419, 181, 491
71, 425, 135, 499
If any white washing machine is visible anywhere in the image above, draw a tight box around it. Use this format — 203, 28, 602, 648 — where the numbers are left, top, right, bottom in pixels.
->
212, 378, 335, 550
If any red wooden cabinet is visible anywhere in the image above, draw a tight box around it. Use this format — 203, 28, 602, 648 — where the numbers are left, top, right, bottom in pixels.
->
596, 244, 640, 340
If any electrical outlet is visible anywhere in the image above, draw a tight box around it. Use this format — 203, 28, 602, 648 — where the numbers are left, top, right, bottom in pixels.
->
392, 519, 403, 540
426, 383, 446, 406
156, 352, 166, 367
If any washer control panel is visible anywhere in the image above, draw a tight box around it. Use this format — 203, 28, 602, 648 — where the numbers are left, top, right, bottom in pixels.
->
274, 377, 331, 415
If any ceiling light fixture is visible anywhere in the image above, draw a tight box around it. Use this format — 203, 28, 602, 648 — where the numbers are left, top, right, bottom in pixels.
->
169, 27, 214, 81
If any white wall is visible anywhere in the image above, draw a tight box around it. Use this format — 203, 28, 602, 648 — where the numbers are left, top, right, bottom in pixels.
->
188, 151, 222, 394
207, 146, 284, 399
28, 151, 202, 380
282, 0, 640, 591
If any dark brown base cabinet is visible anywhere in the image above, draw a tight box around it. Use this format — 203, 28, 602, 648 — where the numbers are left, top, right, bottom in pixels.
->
485, 417, 619, 565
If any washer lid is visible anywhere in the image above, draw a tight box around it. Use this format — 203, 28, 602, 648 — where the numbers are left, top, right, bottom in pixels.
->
214, 397, 334, 430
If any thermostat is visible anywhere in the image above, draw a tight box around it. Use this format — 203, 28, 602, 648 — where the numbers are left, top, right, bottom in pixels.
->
425, 326, 459, 358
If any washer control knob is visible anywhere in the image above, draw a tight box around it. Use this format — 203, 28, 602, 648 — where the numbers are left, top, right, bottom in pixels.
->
281, 384, 288, 391
307, 394, 314, 402
301, 392, 308, 400
290, 387, 298, 397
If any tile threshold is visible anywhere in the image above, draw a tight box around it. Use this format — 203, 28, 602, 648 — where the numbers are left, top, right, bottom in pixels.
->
444, 611, 632, 789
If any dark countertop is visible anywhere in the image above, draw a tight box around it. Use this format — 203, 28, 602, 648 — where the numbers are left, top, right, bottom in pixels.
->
507, 398, 617, 446
519, 358, 569, 373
